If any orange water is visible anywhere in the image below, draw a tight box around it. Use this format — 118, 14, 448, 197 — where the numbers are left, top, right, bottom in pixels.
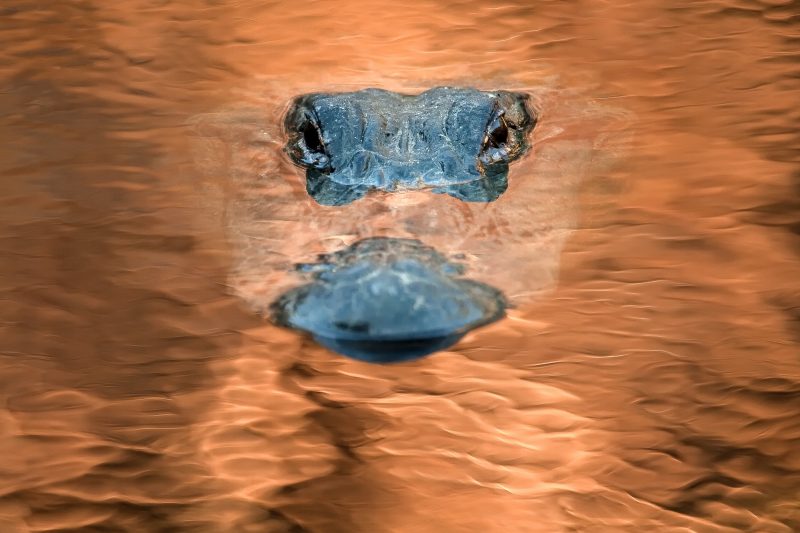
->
1, 1, 799, 531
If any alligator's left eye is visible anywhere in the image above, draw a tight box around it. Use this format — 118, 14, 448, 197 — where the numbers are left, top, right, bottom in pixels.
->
479, 111, 512, 167
301, 120, 325, 154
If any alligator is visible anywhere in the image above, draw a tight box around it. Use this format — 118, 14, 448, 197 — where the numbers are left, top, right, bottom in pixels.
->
272, 87, 537, 361
284, 87, 536, 206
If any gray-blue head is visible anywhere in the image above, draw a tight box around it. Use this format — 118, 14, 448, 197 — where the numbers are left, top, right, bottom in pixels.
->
267, 87, 539, 362
284, 87, 536, 205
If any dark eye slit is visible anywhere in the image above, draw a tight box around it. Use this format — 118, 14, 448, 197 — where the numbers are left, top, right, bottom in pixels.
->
484, 113, 508, 149
302, 121, 325, 153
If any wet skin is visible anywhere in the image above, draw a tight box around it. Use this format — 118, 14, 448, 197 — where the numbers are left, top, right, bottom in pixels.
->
277, 88, 537, 361
271, 237, 507, 363
284, 87, 536, 206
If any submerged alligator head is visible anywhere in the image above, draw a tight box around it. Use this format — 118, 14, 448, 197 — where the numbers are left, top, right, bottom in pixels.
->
193, 84, 610, 363
268, 87, 537, 361
284, 87, 536, 206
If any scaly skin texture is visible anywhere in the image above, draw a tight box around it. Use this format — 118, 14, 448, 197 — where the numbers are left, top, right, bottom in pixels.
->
284, 87, 536, 206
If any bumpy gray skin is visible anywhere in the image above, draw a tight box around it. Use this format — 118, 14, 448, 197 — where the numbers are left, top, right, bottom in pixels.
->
271, 237, 506, 362
284, 87, 536, 206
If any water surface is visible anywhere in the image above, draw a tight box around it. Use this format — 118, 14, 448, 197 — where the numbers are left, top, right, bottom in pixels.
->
1, 1, 799, 531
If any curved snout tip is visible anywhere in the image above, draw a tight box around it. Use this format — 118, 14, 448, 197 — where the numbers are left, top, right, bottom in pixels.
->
271, 241, 506, 362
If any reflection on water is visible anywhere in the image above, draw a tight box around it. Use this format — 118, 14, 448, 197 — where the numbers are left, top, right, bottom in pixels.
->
1, 0, 799, 531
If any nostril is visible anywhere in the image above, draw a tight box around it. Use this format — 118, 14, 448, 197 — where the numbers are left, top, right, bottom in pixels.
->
333, 321, 370, 334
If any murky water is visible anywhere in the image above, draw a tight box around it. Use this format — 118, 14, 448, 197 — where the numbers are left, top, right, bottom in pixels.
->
1, 1, 799, 531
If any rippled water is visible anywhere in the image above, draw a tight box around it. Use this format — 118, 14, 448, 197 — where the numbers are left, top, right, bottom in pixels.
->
1, 1, 799, 531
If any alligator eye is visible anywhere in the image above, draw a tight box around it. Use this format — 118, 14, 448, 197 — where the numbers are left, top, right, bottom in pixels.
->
485, 114, 508, 148
477, 112, 511, 169
288, 113, 331, 171
301, 120, 325, 154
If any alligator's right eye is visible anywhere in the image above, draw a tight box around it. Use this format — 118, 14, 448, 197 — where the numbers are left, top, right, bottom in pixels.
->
485, 114, 508, 149
286, 110, 331, 171
478, 111, 511, 169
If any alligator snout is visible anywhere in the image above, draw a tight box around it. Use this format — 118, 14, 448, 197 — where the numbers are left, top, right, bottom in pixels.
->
271, 238, 506, 362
